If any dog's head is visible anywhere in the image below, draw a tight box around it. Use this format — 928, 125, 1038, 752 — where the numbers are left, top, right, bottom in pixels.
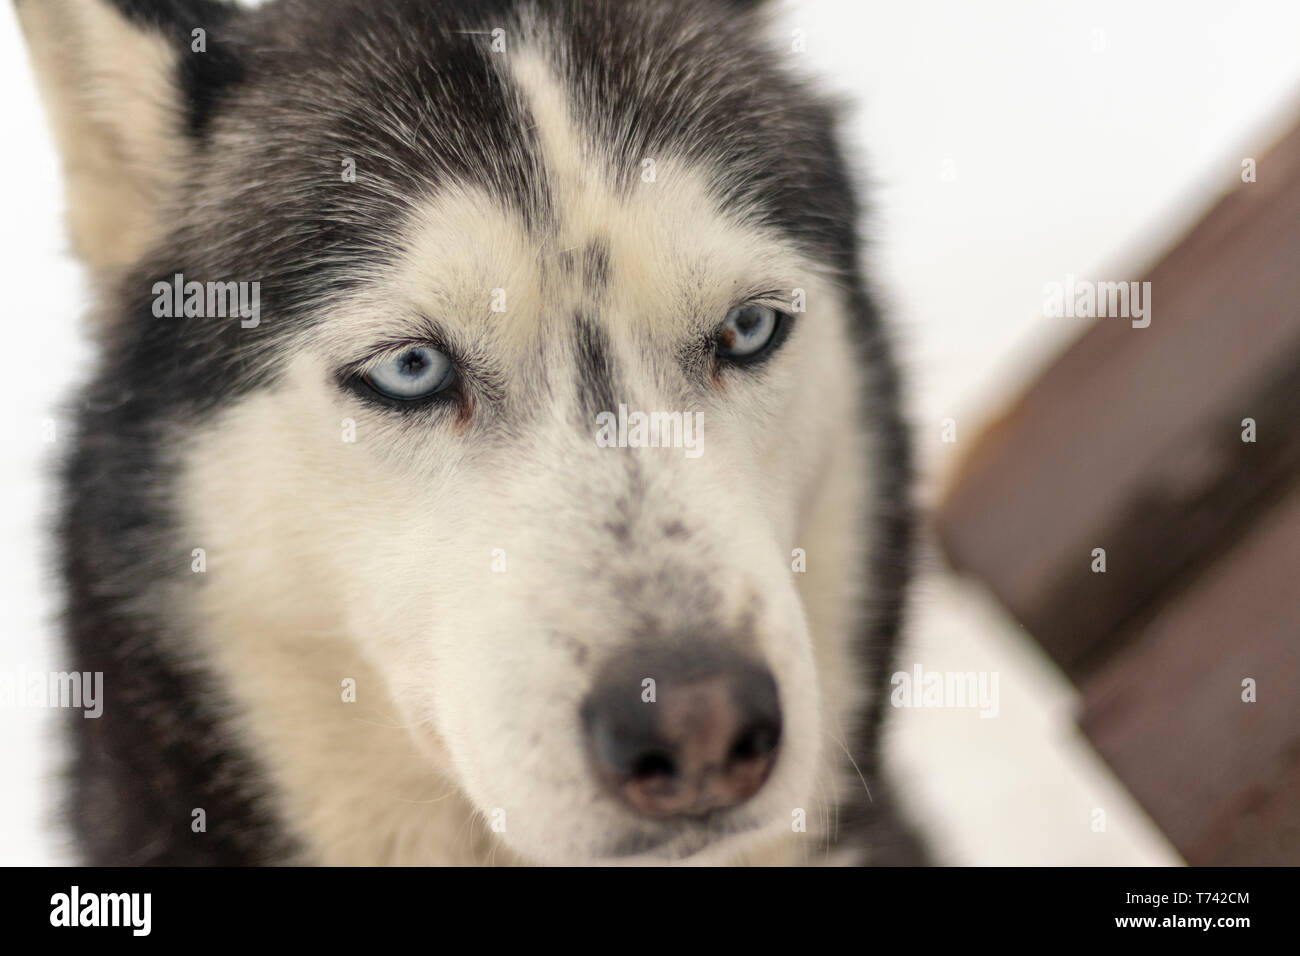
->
25, 0, 901, 863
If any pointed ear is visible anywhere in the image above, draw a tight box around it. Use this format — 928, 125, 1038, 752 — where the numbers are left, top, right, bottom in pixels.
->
16, 0, 242, 275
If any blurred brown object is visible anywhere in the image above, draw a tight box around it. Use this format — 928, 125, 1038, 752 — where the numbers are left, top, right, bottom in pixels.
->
935, 115, 1300, 865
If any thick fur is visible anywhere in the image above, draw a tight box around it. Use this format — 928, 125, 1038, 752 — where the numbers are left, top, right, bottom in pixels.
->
21, 0, 920, 865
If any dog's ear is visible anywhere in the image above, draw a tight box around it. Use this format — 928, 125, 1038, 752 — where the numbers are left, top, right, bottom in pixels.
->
16, 0, 244, 275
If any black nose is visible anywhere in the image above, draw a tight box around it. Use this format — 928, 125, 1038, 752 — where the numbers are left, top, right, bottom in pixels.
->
580, 646, 782, 819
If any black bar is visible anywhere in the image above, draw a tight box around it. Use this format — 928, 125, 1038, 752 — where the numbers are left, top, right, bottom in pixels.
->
2, 866, 1283, 942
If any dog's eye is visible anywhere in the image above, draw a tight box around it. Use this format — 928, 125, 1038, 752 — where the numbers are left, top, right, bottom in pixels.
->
364, 345, 455, 401
715, 304, 792, 365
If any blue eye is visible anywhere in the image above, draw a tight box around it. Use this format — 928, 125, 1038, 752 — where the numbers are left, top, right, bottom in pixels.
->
364, 345, 455, 401
715, 304, 791, 364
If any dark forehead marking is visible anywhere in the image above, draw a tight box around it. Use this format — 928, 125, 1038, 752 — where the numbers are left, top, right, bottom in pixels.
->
581, 239, 611, 294
548, 239, 608, 297
543, 0, 860, 275
572, 311, 622, 419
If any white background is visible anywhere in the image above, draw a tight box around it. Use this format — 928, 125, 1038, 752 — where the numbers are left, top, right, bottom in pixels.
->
2, 0, 1298, 865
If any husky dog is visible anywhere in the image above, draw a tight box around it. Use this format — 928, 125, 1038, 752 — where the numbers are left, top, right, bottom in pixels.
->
20, 0, 918, 865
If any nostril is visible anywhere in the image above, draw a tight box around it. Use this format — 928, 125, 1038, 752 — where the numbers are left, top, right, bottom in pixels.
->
729, 720, 781, 764
629, 748, 678, 780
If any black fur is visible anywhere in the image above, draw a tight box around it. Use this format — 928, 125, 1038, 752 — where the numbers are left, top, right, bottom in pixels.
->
53, 0, 919, 864
107, 0, 246, 136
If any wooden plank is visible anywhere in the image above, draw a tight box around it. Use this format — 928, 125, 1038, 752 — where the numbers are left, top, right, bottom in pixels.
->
1078, 479, 1300, 864
935, 116, 1300, 676
1187, 747, 1300, 865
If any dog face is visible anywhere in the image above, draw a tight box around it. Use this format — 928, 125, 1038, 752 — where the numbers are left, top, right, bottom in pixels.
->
25, 0, 896, 864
